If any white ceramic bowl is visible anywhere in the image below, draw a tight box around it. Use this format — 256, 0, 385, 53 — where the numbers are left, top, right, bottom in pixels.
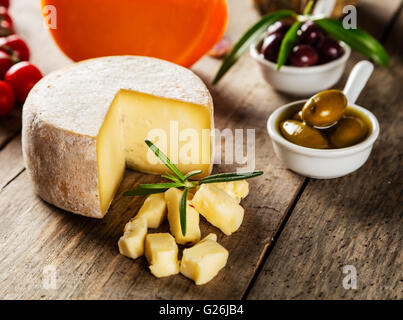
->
250, 42, 351, 97
267, 100, 380, 179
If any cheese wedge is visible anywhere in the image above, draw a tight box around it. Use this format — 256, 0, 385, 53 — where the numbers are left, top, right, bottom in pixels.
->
22, 56, 214, 218
165, 188, 201, 245
145, 233, 179, 278
191, 184, 244, 236
180, 233, 229, 285
118, 217, 148, 259
211, 180, 249, 203
132, 193, 167, 229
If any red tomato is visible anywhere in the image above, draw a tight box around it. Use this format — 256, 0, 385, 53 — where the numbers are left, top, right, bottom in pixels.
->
0, 19, 13, 37
0, 50, 13, 79
5, 62, 42, 102
0, 1, 9, 9
0, 80, 14, 116
0, 35, 30, 61
0, 6, 12, 25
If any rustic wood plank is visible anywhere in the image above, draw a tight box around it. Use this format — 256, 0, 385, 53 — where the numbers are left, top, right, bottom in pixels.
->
0, 108, 21, 149
0, 135, 24, 190
248, 0, 403, 300
0, 0, 307, 299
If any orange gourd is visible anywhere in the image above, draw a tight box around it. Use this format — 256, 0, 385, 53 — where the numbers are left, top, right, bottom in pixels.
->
41, 0, 228, 67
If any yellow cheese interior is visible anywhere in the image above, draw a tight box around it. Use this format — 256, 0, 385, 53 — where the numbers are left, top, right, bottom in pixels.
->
180, 233, 229, 285
97, 90, 212, 214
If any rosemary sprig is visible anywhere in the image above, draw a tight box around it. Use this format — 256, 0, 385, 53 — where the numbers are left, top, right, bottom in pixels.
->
123, 140, 264, 236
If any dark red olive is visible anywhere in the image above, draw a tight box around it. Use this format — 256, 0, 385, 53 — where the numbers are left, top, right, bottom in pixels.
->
289, 44, 318, 67
298, 21, 325, 46
261, 32, 283, 62
317, 37, 343, 61
267, 20, 290, 35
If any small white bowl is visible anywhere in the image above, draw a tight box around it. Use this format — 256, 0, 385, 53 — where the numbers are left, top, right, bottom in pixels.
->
250, 42, 351, 97
267, 100, 380, 179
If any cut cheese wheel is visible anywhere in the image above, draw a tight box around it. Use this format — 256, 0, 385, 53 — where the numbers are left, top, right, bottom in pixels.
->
22, 56, 214, 218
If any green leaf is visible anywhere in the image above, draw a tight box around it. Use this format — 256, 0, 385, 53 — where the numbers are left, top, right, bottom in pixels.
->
277, 21, 302, 70
145, 140, 186, 182
183, 170, 203, 180
123, 188, 168, 196
212, 10, 294, 85
303, 0, 314, 15
161, 173, 180, 183
199, 171, 264, 184
315, 18, 389, 67
179, 188, 189, 236
139, 182, 184, 189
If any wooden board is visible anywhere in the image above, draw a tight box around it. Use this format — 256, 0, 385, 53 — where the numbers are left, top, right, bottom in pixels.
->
0, 0, 401, 300
0, 0, 305, 299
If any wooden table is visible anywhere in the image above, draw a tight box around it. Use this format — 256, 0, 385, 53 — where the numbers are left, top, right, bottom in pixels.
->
0, 0, 401, 300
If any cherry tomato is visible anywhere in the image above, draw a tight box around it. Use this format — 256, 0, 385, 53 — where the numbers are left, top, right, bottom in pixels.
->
0, 35, 30, 61
0, 50, 13, 79
0, 1, 9, 9
0, 6, 12, 25
0, 80, 14, 116
5, 62, 43, 102
0, 19, 13, 37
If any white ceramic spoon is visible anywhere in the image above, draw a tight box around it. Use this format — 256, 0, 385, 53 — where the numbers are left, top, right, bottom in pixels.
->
343, 60, 374, 105
313, 0, 336, 18
311, 60, 374, 129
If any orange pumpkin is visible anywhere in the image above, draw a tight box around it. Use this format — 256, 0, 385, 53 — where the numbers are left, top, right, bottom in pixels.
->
41, 0, 228, 67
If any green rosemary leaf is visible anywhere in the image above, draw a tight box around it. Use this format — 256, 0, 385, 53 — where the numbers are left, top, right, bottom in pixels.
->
123, 188, 168, 196
198, 171, 263, 184
183, 170, 203, 180
139, 182, 184, 189
145, 140, 186, 182
179, 188, 189, 236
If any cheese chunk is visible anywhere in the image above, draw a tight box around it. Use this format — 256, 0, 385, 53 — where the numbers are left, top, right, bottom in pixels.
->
22, 56, 214, 218
132, 193, 167, 229
191, 184, 244, 236
180, 233, 229, 285
118, 217, 148, 259
145, 233, 179, 278
211, 180, 249, 203
165, 188, 201, 245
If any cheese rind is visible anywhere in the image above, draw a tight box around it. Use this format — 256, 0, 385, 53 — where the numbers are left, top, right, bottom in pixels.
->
191, 184, 244, 236
145, 233, 179, 278
180, 233, 229, 285
165, 188, 201, 245
22, 56, 214, 218
118, 217, 148, 259
132, 193, 167, 229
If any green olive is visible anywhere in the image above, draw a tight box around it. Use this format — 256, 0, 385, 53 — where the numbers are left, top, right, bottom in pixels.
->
329, 116, 368, 148
280, 120, 329, 149
301, 89, 347, 127
292, 110, 303, 121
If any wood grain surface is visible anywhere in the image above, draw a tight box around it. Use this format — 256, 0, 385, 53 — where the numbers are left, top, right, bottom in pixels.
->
0, 0, 401, 300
